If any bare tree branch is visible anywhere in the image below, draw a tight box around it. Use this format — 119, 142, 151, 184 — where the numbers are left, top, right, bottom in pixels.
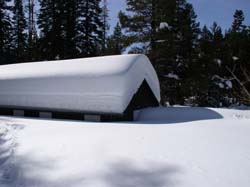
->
240, 64, 250, 82
226, 66, 250, 103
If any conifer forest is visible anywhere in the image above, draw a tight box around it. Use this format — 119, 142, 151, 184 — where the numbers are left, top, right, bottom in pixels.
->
0, 0, 250, 106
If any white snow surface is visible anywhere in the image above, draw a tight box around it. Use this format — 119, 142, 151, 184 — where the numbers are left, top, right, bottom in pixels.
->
225, 80, 233, 89
215, 59, 222, 66
0, 54, 160, 114
165, 73, 180, 80
232, 56, 239, 61
1, 107, 250, 187
218, 82, 225, 88
159, 22, 169, 29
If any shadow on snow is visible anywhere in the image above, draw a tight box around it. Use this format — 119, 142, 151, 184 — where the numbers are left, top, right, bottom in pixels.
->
102, 160, 181, 187
0, 115, 183, 187
135, 106, 223, 124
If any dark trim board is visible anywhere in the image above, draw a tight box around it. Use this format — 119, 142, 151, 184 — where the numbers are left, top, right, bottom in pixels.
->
0, 108, 130, 122
0, 80, 160, 122
24, 110, 39, 117
0, 108, 13, 116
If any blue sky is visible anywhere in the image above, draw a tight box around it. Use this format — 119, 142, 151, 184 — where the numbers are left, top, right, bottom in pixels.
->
108, 0, 250, 32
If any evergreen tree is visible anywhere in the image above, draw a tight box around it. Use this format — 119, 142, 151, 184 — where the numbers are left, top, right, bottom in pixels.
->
100, 0, 109, 54
38, 0, 103, 59
155, 0, 200, 105
195, 23, 229, 106
225, 10, 250, 105
154, 0, 178, 104
119, 0, 157, 55
37, 0, 65, 60
106, 22, 125, 55
64, 0, 77, 59
232, 10, 245, 33
0, 0, 14, 64
27, 0, 38, 61
76, 0, 103, 57
175, 1, 200, 102
13, 0, 27, 62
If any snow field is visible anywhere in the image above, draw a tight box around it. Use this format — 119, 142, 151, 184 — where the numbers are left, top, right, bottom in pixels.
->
0, 107, 250, 187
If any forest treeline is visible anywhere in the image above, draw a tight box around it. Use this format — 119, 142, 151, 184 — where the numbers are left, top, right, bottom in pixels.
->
0, 0, 250, 106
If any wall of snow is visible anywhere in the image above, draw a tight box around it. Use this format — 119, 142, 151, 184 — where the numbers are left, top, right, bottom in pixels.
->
0, 54, 160, 114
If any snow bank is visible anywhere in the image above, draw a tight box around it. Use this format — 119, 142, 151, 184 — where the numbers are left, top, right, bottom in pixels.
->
0, 54, 160, 114
138, 106, 250, 123
138, 106, 223, 123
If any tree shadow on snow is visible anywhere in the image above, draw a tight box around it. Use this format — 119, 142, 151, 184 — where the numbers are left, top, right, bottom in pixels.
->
0, 121, 84, 187
1, 118, 183, 187
0, 122, 25, 186
2, 155, 182, 187
134, 106, 223, 124
102, 160, 181, 187
1, 152, 86, 187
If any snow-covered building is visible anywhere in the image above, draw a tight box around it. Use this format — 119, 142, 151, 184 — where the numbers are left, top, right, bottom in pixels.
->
0, 54, 160, 121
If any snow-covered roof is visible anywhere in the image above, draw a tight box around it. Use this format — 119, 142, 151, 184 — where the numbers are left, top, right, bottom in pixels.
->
0, 54, 160, 114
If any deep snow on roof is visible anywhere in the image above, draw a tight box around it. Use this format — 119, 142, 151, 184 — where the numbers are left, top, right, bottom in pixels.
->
0, 54, 160, 114
0, 54, 152, 78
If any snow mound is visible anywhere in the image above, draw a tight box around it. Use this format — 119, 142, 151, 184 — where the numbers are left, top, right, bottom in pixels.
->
0, 54, 160, 114
138, 107, 223, 123
137, 106, 250, 123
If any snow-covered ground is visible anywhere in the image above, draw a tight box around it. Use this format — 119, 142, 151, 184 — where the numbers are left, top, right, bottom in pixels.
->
0, 107, 250, 187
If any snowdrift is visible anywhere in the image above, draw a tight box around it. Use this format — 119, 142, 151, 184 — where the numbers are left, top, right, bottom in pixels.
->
0, 55, 160, 116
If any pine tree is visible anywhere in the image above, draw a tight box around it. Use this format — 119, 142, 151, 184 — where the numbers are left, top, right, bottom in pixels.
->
13, 0, 27, 62
38, 0, 65, 60
100, 0, 109, 54
0, 0, 14, 64
155, 0, 200, 105
64, 0, 77, 59
232, 10, 245, 33
38, 0, 103, 60
154, 0, 178, 104
27, 0, 38, 61
106, 22, 125, 55
119, 0, 157, 55
195, 23, 229, 106
225, 10, 250, 105
174, 1, 200, 105
76, 0, 103, 57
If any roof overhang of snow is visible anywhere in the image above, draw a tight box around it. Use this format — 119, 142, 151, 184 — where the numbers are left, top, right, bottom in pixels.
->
0, 54, 160, 114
